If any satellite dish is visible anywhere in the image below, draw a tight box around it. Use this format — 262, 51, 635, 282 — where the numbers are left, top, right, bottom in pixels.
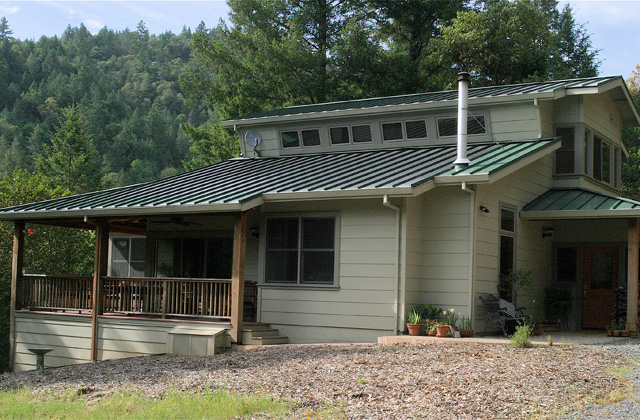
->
244, 131, 262, 148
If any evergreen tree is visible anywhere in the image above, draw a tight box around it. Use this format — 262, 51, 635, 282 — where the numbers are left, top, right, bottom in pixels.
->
0, 16, 13, 40
36, 105, 102, 193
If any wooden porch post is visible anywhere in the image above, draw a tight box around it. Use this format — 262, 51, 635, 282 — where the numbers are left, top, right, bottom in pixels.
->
230, 211, 247, 344
627, 218, 639, 334
9, 220, 25, 371
90, 220, 110, 361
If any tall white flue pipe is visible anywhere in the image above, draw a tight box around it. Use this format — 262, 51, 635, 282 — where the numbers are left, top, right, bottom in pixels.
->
454, 71, 471, 170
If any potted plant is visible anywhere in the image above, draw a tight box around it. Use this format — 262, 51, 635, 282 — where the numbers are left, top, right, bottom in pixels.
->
459, 316, 473, 337
605, 324, 614, 337
621, 326, 630, 337
425, 319, 438, 336
435, 322, 451, 338
612, 324, 623, 337
406, 309, 423, 336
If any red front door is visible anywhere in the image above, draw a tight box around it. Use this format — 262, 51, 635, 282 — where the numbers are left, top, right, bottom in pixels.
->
582, 248, 618, 329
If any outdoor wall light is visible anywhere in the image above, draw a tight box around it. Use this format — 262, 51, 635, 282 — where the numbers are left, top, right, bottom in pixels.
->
479, 205, 490, 213
542, 226, 555, 238
250, 226, 260, 238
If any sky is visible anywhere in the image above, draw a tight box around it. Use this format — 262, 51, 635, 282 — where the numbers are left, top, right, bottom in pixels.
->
0, 0, 638, 80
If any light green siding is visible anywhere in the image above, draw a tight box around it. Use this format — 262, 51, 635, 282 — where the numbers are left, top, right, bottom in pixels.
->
474, 155, 555, 330
14, 312, 230, 372
257, 199, 398, 343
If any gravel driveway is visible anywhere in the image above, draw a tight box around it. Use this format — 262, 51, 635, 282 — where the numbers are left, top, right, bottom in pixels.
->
0, 342, 633, 419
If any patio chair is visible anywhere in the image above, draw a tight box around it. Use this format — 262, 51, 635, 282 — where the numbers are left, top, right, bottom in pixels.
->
479, 294, 529, 337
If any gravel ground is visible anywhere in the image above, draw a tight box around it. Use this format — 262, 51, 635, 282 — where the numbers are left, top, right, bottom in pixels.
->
560, 339, 640, 420
0, 342, 631, 419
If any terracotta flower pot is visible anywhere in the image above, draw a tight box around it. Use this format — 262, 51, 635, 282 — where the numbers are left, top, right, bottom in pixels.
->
606, 330, 613, 337
407, 323, 422, 336
428, 329, 437, 336
613, 330, 621, 337
436, 325, 451, 338
621, 330, 630, 337
460, 329, 474, 337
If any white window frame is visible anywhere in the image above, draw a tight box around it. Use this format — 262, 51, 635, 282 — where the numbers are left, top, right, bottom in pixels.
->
436, 114, 486, 138
553, 125, 578, 175
109, 236, 146, 278
499, 204, 517, 290
279, 128, 322, 149
380, 119, 428, 142
259, 212, 340, 288
329, 124, 372, 145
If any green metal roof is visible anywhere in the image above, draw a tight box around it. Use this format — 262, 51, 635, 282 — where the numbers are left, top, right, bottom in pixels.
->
522, 188, 640, 219
226, 76, 624, 122
0, 139, 558, 220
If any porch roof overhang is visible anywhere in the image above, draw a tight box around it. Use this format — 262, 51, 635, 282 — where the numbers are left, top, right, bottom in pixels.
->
0, 138, 559, 225
522, 188, 640, 220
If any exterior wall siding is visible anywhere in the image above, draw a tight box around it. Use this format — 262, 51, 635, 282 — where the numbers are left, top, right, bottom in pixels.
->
489, 103, 540, 141
13, 312, 229, 372
474, 155, 555, 330
404, 187, 472, 317
257, 199, 399, 343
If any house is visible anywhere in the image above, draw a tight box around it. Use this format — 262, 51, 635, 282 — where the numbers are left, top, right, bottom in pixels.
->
2, 74, 640, 372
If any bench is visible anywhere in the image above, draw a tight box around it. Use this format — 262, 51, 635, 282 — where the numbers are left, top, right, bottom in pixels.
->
479, 294, 529, 337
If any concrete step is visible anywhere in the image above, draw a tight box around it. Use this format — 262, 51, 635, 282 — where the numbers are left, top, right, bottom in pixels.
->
248, 335, 289, 345
243, 322, 272, 330
243, 328, 280, 339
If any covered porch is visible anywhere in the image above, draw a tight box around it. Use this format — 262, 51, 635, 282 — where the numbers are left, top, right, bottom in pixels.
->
522, 188, 640, 333
8, 211, 253, 370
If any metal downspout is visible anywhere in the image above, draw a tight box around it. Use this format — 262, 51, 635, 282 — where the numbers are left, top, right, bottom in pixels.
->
461, 182, 476, 327
383, 194, 401, 335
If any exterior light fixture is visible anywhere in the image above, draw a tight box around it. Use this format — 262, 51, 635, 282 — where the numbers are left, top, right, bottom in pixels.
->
542, 226, 555, 238
479, 206, 490, 213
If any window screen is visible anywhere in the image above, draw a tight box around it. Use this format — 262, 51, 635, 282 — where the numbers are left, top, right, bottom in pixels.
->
405, 120, 427, 139
437, 118, 457, 137
351, 125, 372, 143
281, 131, 300, 148
382, 122, 403, 141
330, 127, 350, 144
301, 129, 321, 147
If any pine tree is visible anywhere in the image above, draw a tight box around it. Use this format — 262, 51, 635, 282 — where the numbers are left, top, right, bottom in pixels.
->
36, 105, 102, 193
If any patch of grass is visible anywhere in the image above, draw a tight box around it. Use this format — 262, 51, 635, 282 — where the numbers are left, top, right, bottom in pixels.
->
0, 387, 295, 420
509, 323, 533, 348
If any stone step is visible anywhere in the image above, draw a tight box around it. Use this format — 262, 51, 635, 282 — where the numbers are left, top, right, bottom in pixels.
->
243, 328, 280, 339
246, 335, 289, 345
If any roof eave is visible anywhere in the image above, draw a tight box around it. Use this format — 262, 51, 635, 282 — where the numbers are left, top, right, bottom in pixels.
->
222, 95, 551, 128
521, 209, 640, 220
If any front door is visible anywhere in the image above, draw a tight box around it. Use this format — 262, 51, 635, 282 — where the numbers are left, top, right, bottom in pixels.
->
582, 247, 618, 329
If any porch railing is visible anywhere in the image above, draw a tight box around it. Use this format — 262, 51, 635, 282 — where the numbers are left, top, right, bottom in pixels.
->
103, 277, 232, 318
20, 274, 93, 311
18, 275, 256, 320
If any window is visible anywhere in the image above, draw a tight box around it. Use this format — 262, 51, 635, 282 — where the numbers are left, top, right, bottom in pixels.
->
593, 136, 602, 180
499, 207, 516, 301
280, 129, 321, 149
555, 127, 575, 174
330, 125, 372, 145
584, 130, 591, 176
556, 247, 577, 283
265, 216, 336, 285
590, 135, 619, 186
382, 120, 428, 142
111, 237, 146, 278
155, 237, 233, 278
436, 115, 486, 137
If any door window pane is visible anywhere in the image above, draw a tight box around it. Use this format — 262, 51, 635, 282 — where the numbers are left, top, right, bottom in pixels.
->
591, 252, 613, 289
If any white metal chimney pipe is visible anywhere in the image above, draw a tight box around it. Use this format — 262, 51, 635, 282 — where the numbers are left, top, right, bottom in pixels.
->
454, 72, 471, 170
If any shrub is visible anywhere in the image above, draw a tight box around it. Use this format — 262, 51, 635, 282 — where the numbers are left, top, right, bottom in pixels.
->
510, 323, 534, 348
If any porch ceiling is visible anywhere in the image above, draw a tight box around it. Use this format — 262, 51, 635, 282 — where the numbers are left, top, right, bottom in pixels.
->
522, 188, 640, 220
0, 139, 558, 221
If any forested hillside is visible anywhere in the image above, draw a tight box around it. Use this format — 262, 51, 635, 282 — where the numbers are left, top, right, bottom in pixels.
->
0, 19, 212, 186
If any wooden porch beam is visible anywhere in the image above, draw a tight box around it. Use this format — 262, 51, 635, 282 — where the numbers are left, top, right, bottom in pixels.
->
230, 211, 247, 344
90, 220, 110, 361
9, 220, 25, 371
627, 218, 639, 333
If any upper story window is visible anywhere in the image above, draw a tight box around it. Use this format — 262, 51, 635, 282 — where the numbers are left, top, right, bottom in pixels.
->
265, 216, 337, 285
381, 120, 428, 141
281, 129, 321, 149
436, 115, 486, 137
330, 125, 372, 145
555, 127, 575, 174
